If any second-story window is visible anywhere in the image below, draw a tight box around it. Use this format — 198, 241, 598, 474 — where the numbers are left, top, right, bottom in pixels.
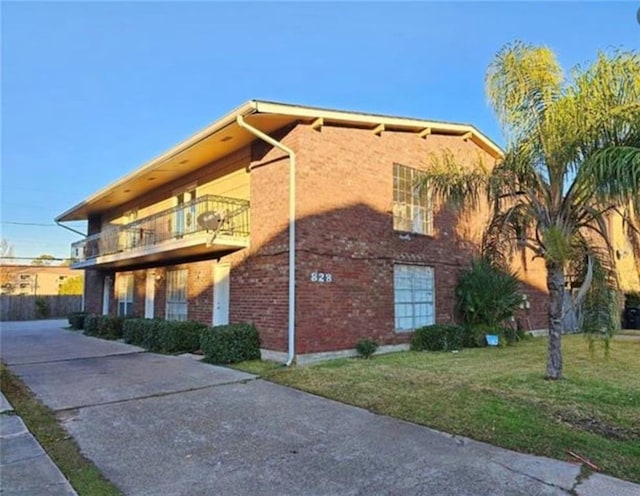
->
117, 273, 134, 316
166, 269, 188, 321
393, 163, 433, 235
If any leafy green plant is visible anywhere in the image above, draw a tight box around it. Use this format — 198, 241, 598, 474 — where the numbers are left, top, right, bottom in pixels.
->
67, 312, 87, 330
455, 258, 521, 329
82, 314, 124, 340
583, 260, 621, 355
201, 323, 261, 364
158, 320, 208, 354
34, 297, 50, 319
411, 324, 467, 351
122, 318, 150, 346
141, 320, 163, 351
96, 315, 125, 340
83, 314, 99, 336
355, 339, 378, 359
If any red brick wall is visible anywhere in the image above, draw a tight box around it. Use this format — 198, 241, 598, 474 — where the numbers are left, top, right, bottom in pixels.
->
289, 123, 548, 352
81, 120, 549, 355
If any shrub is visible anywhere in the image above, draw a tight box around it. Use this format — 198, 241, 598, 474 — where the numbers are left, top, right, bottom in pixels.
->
502, 325, 527, 345
96, 315, 125, 340
68, 312, 87, 330
412, 324, 466, 352
123, 318, 151, 346
158, 320, 208, 354
140, 320, 163, 351
356, 339, 378, 359
201, 323, 261, 364
455, 258, 521, 329
34, 298, 50, 319
83, 314, 99, 336
82, 314, 124, 340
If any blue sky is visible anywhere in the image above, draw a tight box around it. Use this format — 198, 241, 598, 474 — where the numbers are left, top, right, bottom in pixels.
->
1, 1, 639, 261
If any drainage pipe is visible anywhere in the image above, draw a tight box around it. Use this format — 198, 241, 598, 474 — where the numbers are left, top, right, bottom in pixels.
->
236, 115, 296, 366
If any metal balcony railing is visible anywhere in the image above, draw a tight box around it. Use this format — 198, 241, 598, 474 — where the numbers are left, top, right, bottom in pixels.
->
71, 195, 249, 263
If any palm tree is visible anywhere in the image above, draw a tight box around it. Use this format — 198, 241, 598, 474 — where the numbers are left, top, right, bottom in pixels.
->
423, 43, 640, 379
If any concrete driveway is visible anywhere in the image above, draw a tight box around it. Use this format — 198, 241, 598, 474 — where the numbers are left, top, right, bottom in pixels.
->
1, 320, 638, 496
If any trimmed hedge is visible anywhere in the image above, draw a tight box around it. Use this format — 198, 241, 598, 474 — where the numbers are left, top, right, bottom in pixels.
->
123, 319, 206, 354
411, 324, 467, 352
158, 320, 208, 354
140, 319, 163, 351
83, 314, 125, 340
68, 312, 88, 330
201, 323, 261, 364
123, 318, 153, 346
83, 314, 99, 336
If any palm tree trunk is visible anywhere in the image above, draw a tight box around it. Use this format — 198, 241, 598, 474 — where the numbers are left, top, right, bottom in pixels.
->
546, 261, 565, 380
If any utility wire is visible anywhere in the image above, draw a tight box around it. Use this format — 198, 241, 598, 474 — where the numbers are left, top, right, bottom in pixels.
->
1, 256, 68, 261
1, 221, 58, 227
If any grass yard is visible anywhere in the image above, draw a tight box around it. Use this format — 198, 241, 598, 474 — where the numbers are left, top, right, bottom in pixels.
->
0, 363, 122, 496
234, 335, 640, 483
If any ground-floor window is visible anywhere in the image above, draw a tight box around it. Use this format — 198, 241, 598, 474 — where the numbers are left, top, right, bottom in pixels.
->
166, 269, 188, 321
117, 273, 134, 316
394, 264, 435, 331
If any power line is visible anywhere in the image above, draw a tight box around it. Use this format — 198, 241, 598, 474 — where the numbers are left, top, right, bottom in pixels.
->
1, 256, 68, 261
1, 221, 58, 227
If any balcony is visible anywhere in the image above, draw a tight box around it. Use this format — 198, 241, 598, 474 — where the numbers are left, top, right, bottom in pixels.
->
71, 195, 250, 269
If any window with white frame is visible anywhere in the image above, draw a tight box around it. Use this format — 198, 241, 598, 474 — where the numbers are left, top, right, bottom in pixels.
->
393, 163, 433, 235
117, 273, 134, 316
166, 269, 188, 321
394, 264, 435, 331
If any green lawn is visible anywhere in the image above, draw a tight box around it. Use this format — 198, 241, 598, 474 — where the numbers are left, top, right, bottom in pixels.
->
234, 335, 640, 483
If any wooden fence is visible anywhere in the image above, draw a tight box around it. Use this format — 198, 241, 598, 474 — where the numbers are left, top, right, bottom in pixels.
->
0, 295, 82, 321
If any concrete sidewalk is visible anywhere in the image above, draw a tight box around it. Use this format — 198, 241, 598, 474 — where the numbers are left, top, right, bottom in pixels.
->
1, 319, 639, 496
0, 392, 76, 496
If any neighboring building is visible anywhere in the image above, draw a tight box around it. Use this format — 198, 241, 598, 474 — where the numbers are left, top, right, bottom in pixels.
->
0, 265, 81, 296
56, 101, 548, 363
607, 207, 640, 294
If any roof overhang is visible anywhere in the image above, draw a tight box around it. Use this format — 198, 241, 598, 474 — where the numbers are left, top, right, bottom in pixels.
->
56, 100, 504, 222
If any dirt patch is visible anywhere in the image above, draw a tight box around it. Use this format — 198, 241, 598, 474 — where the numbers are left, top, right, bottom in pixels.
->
557, 411, 640, 441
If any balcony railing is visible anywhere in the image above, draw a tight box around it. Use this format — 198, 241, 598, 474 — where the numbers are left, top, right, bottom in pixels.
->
71, 195, 249, 263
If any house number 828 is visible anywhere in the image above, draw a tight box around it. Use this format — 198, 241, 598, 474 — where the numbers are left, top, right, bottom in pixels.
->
310, 272, 333, 283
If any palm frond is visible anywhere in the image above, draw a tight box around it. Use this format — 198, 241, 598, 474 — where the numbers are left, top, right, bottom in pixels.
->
421, 150, 489, 210
486, 41, 562, 147
574, 146, 640, 207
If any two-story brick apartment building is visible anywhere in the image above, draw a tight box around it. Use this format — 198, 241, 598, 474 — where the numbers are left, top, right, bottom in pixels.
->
57, 101, 548, 363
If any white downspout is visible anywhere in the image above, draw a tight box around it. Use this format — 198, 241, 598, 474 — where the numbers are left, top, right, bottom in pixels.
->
236, 115, 296, 366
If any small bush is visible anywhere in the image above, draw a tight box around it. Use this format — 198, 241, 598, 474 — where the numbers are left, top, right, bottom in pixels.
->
502, 325, 527, 345
82, 314, 125, 340
158, 320, 208, 354
141, 320, 163, 351
201, 323, 261, 364
411, 324, 466, 352
455, 258, 521, 329
34, 298, 50, 319
97, 315, 125, 340
123, 318, 151, 346
68, 312, 87, 330
356, 339, 378, 359
83, 314, 99, 336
